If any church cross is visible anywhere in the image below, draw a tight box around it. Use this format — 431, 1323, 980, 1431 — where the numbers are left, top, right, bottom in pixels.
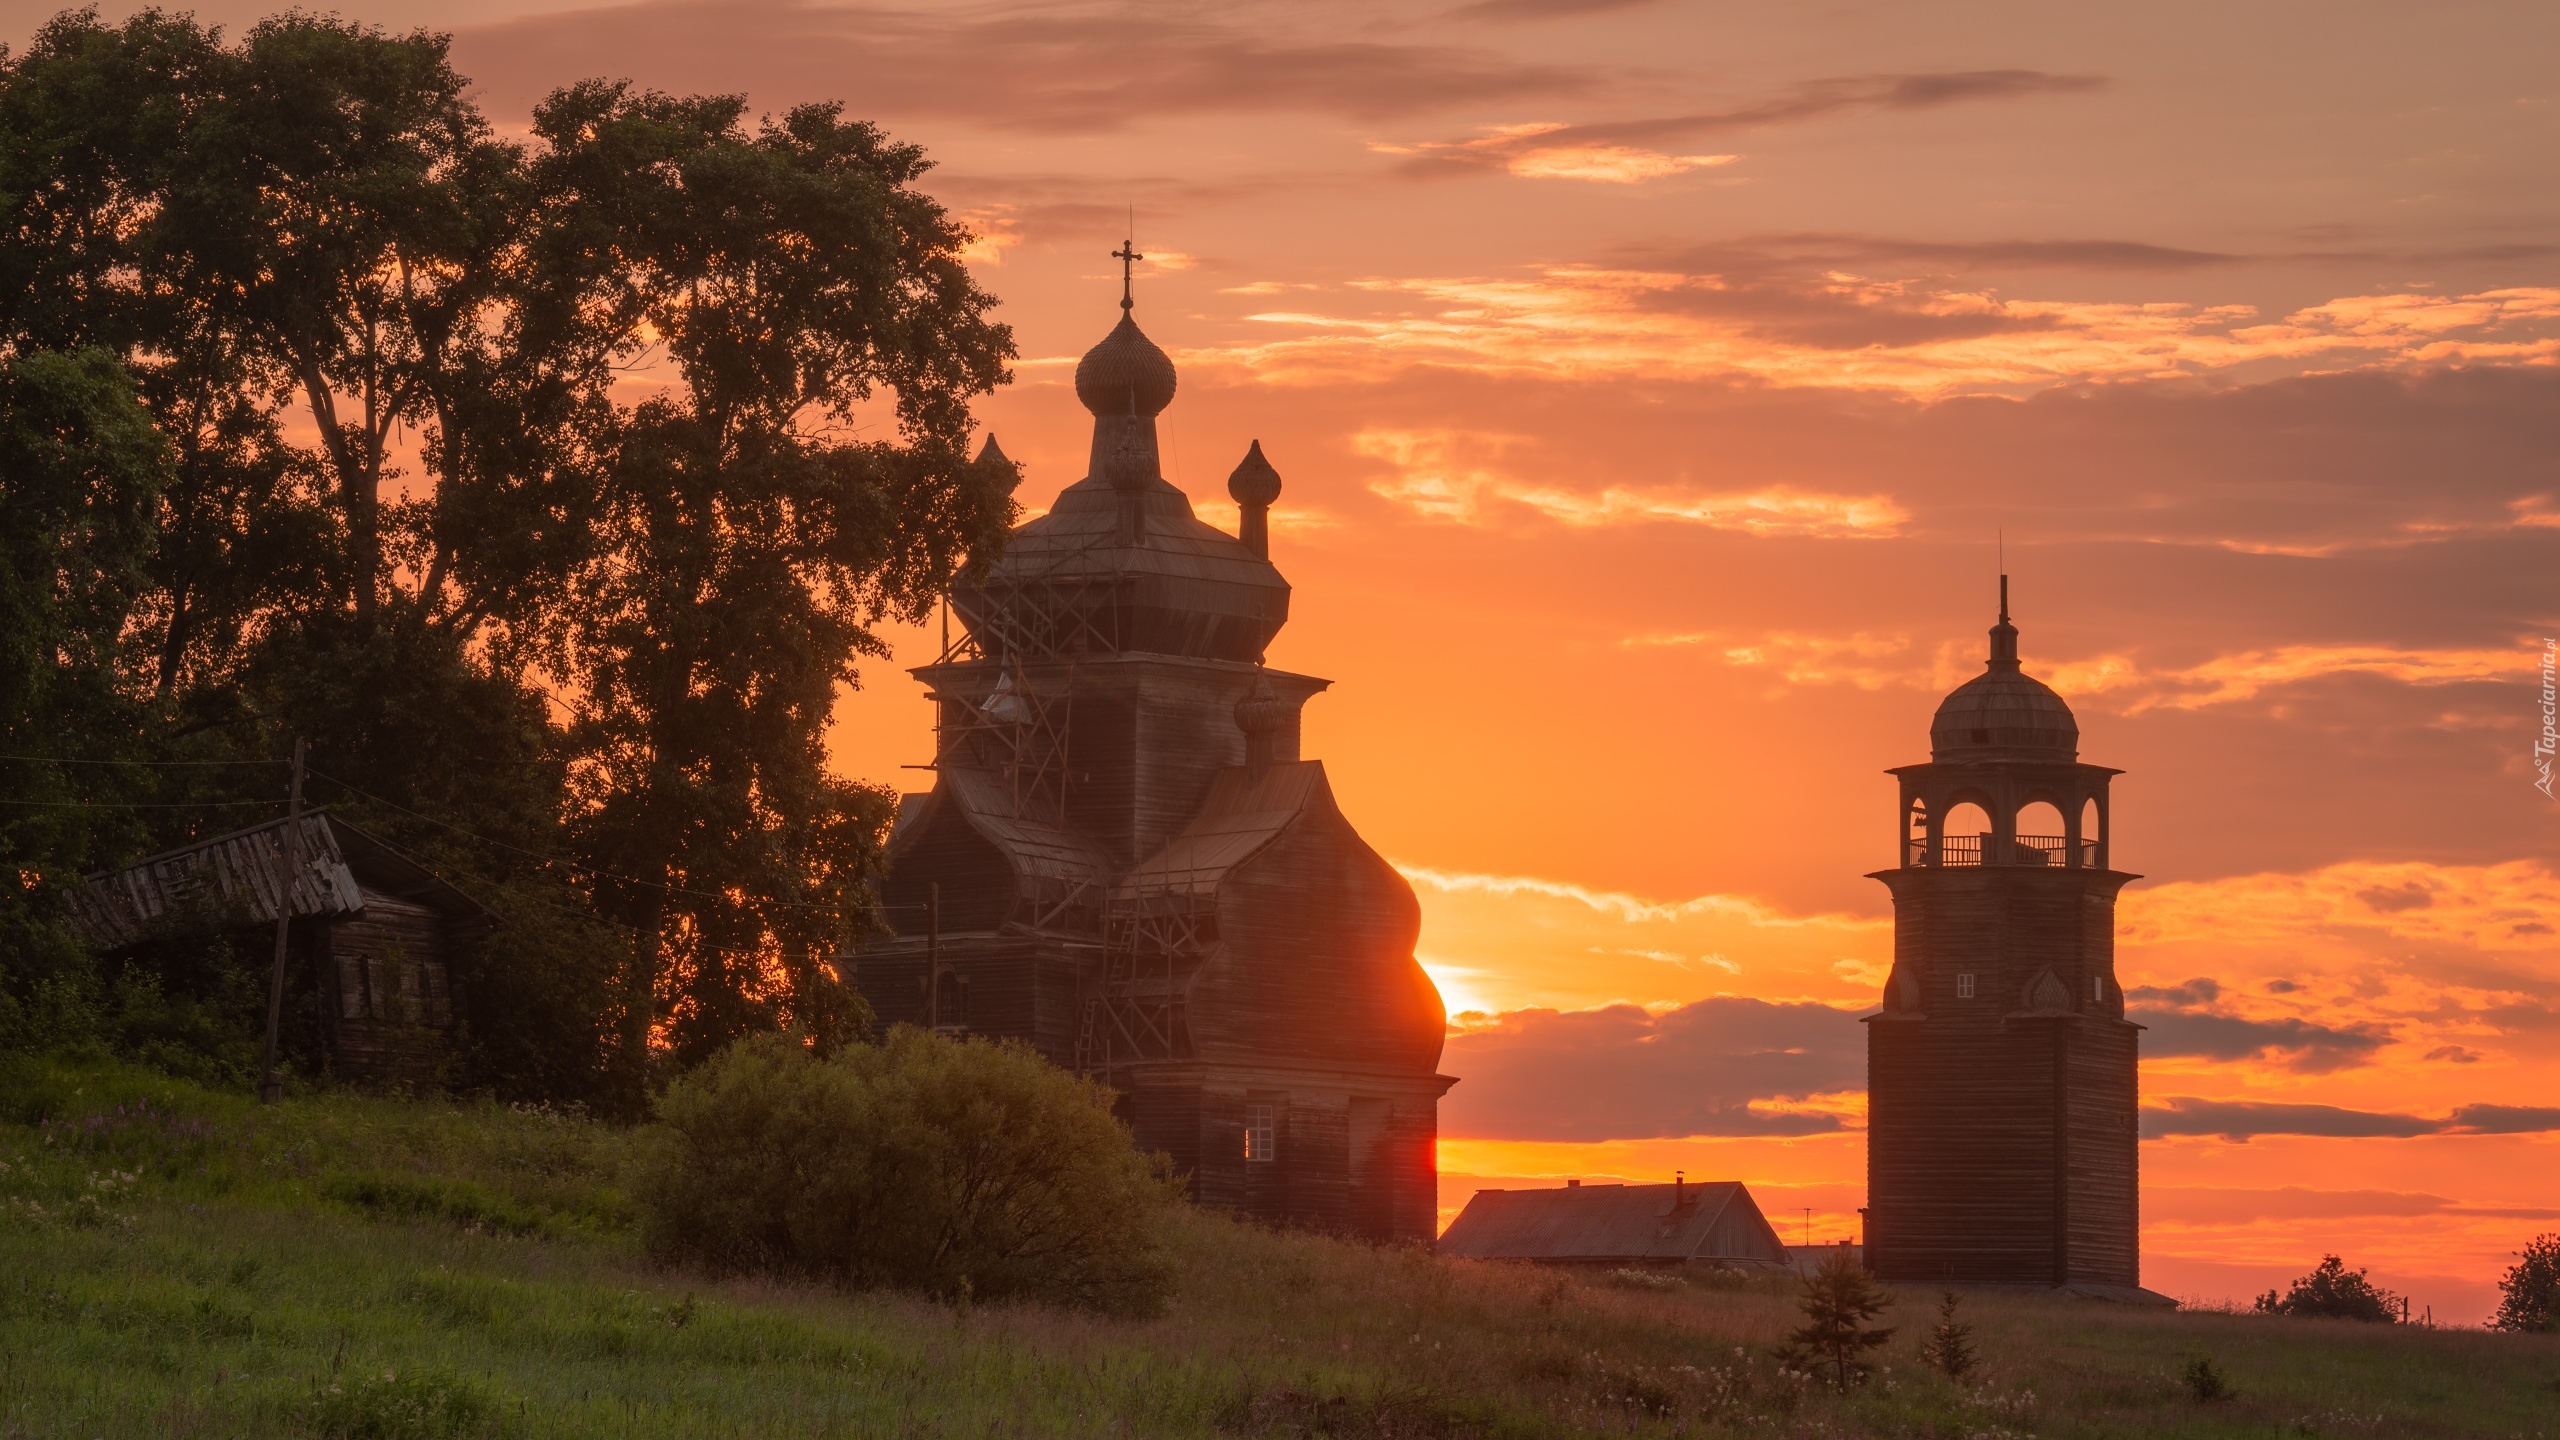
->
1112, 238, 1143, 311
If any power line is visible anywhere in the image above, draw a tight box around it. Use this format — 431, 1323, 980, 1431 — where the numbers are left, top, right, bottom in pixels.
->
0, 754, 286, 767
0, 797, 280, 810
302, 765, 874, 919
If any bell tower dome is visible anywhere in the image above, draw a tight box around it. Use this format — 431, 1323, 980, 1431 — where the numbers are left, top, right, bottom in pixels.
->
1863, 580, 2149, 1293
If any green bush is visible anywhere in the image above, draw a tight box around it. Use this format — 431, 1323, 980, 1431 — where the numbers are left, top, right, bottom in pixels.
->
638, 1028, 1179, 1315
310, 1366, 496, 1439
322, 1173, 547, 1237
2181, 1355, 2235, 1401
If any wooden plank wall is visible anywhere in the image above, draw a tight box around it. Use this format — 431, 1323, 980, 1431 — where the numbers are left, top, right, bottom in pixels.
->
325, 893, 457, 1089
853, 937, 1085, 1062
1866, 865, 2140, 1286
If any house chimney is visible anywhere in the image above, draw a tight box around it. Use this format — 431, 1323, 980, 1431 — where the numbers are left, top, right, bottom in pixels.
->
1674, 1170, 1685, 1205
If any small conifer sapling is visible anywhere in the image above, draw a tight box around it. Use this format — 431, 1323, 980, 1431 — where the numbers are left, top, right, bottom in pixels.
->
1918, 1290, 1978, 1381
1774, 1248, 1896, 1390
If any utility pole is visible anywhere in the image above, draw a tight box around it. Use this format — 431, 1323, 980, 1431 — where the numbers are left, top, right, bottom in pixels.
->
258, 737, 307, 1105
925, 881, 941, 1030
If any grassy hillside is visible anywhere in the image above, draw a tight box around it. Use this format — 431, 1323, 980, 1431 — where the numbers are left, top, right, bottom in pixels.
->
2, 1059, 2553, 1439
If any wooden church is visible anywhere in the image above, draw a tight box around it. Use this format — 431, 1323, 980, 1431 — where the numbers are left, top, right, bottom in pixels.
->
856, 269, 1453, 1244
1864, 586, 2160, 1297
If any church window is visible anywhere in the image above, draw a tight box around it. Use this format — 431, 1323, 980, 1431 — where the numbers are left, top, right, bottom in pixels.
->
2092, 975, 2104, 1002
1956, 973, 1976, 999
1245, 1104, 1276, 1162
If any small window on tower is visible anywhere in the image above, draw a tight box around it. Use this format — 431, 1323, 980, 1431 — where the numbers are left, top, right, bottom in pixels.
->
1956, 973, 1976, 999
1245, 1104, 1276, 1162
2092, 975, 2104, 1003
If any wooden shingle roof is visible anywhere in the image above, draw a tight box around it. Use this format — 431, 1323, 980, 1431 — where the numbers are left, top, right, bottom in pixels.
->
64, 809, 490, 950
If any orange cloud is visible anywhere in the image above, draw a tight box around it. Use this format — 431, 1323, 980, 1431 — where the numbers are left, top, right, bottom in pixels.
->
1370, 123, 1740, 184
1399, 863, 1887, 1015
1189, 272, 2560, 395
1352, 429, 1906, 535
1632, 631, 2544, 708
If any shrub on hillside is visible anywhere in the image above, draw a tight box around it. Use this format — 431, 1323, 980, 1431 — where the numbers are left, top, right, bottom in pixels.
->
2253, 1255, 2400, 1322
638, 1029, 1179, 1315
2492, 1232, 2560, 1333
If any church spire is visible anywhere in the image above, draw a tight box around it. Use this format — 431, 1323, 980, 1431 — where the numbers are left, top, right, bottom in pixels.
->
1988, 574, 2020, 673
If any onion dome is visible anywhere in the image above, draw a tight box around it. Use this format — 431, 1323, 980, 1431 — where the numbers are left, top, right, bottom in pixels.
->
1074, 315, 1178, 418
1234, 674, 1291, 737
1929, 588, 2079, 761
948, 301, 1291, 665
1227, 439, 1282, 508
974, 433, 1021, 493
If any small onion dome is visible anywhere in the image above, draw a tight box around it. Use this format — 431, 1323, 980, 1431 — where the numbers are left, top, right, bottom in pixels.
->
1102, 422, 1156, 493
1074, 315, 1177, 418
1234, 674, 1291, 737
1930, 613, 2079, 761
974, 433, 1020, 492
1227, 439, 1282, 508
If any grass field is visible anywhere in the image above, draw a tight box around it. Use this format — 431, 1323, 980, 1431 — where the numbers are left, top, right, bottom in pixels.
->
1, 1057, 2554, 1438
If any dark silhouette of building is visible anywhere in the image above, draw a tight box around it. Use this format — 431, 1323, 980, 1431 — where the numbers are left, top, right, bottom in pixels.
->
1439, 1177, 1792, 1269
67, 809, 491, 1087
856, 275, 1452, 1244
1863, 583, 2151, 1293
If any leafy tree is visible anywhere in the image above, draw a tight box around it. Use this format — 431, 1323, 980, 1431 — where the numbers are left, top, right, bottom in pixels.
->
0, 348, 169, 1047
0, 11, 1015, 1099
0, 9, 513, 646
1917, 1289, 1978, 1381
2253, 1255, 2401, 1322
2491, 1232, 2560, 1333
529, 85, 1015, 1074
1775, 1248, 1895, 1390
640, 1029, 1178, 1315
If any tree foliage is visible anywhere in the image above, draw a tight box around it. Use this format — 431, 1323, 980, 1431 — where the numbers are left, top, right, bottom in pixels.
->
2252, 1254, 2401, 1322
0, 9, 1016, 1101
1775, 1248, 1895, 1390
0, 348, 169, 1047
639, 1030, 1179, 1315
2491, 1232, 2559, 1334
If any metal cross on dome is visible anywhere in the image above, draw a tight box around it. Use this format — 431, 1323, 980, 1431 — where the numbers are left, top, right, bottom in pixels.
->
1112, 238, 1142, 311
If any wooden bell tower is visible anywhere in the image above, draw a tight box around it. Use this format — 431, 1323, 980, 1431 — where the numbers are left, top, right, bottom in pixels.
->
1863, 582, 2144, 1289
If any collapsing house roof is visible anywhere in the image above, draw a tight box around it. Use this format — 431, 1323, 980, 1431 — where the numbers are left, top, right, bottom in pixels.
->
1437, 1181, 1793, 1267
63, 808, 490, 951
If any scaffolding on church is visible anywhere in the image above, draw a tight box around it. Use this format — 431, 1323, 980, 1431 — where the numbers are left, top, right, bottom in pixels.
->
923, 512, 1217, 1079
1074, 892, 1208, 1079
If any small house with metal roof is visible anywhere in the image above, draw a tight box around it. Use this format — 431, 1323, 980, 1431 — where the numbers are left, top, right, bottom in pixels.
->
1438, 1178, 1793, 1268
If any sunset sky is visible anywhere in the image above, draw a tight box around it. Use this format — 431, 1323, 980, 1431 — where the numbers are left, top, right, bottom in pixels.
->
25, 0, 2557, 1322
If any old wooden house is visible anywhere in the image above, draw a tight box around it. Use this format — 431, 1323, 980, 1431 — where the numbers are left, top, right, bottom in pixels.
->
1437, 1178, 1792, 1269
856, 279, 1453, 1244
1863, 584, 2157, 1296
66, 809, 490, 1087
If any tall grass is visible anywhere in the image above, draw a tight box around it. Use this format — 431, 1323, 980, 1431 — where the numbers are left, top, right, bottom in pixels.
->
1, 1056, 2553, 1438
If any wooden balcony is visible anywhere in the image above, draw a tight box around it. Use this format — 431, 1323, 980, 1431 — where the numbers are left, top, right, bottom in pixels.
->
1908, 833, 2100, 868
